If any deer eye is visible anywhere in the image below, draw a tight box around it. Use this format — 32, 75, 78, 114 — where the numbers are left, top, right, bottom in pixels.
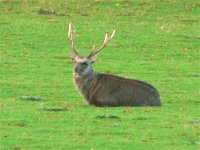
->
81, 62, 88, 66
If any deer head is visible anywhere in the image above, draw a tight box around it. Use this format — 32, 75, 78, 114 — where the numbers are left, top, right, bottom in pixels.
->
68, 23, 116, 77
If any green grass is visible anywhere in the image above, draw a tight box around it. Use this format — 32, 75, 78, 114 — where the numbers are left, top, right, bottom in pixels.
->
0, 0, 199, 149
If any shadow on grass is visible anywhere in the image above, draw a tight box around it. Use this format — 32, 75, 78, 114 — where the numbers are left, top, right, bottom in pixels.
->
96, 114, 120, 119
1, 120, 28, 127
19, 96, 45, 101
41, 106, 68, 112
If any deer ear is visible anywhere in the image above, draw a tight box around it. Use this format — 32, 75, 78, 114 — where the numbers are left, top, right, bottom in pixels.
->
69, 52, 76, 60
89, 55, 98, 63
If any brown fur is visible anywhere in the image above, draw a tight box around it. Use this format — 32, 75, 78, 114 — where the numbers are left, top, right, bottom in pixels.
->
73, 69, 161, 107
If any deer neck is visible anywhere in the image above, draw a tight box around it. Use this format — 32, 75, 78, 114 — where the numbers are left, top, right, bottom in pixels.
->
73, 68, 97, 99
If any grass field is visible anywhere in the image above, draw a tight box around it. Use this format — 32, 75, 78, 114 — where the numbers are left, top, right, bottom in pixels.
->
0, 0, 200, 149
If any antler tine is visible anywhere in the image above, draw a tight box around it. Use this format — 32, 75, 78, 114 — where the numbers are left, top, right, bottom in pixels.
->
91, 44, 96, 50
68, 23, 79, 55
88, 29, 116, 58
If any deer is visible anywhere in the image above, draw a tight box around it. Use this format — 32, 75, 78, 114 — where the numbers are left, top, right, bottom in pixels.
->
68, 23, 161, 107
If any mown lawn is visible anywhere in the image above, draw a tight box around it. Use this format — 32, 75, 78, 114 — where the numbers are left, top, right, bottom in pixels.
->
0, 0, 199, 149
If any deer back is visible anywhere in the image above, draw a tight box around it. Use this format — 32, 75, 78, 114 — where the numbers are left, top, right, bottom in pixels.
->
86, 74, 161, 106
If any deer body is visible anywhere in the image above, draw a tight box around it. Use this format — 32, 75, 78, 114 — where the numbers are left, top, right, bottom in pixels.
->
68, 23, 161, 107
74, 73, 161, 106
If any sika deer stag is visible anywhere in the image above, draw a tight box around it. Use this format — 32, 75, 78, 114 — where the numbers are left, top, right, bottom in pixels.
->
68, 23, 161, 107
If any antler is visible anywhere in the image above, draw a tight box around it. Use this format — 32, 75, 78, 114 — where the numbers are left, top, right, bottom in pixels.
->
88, 30, 116, 58
68, 23, 79, 55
